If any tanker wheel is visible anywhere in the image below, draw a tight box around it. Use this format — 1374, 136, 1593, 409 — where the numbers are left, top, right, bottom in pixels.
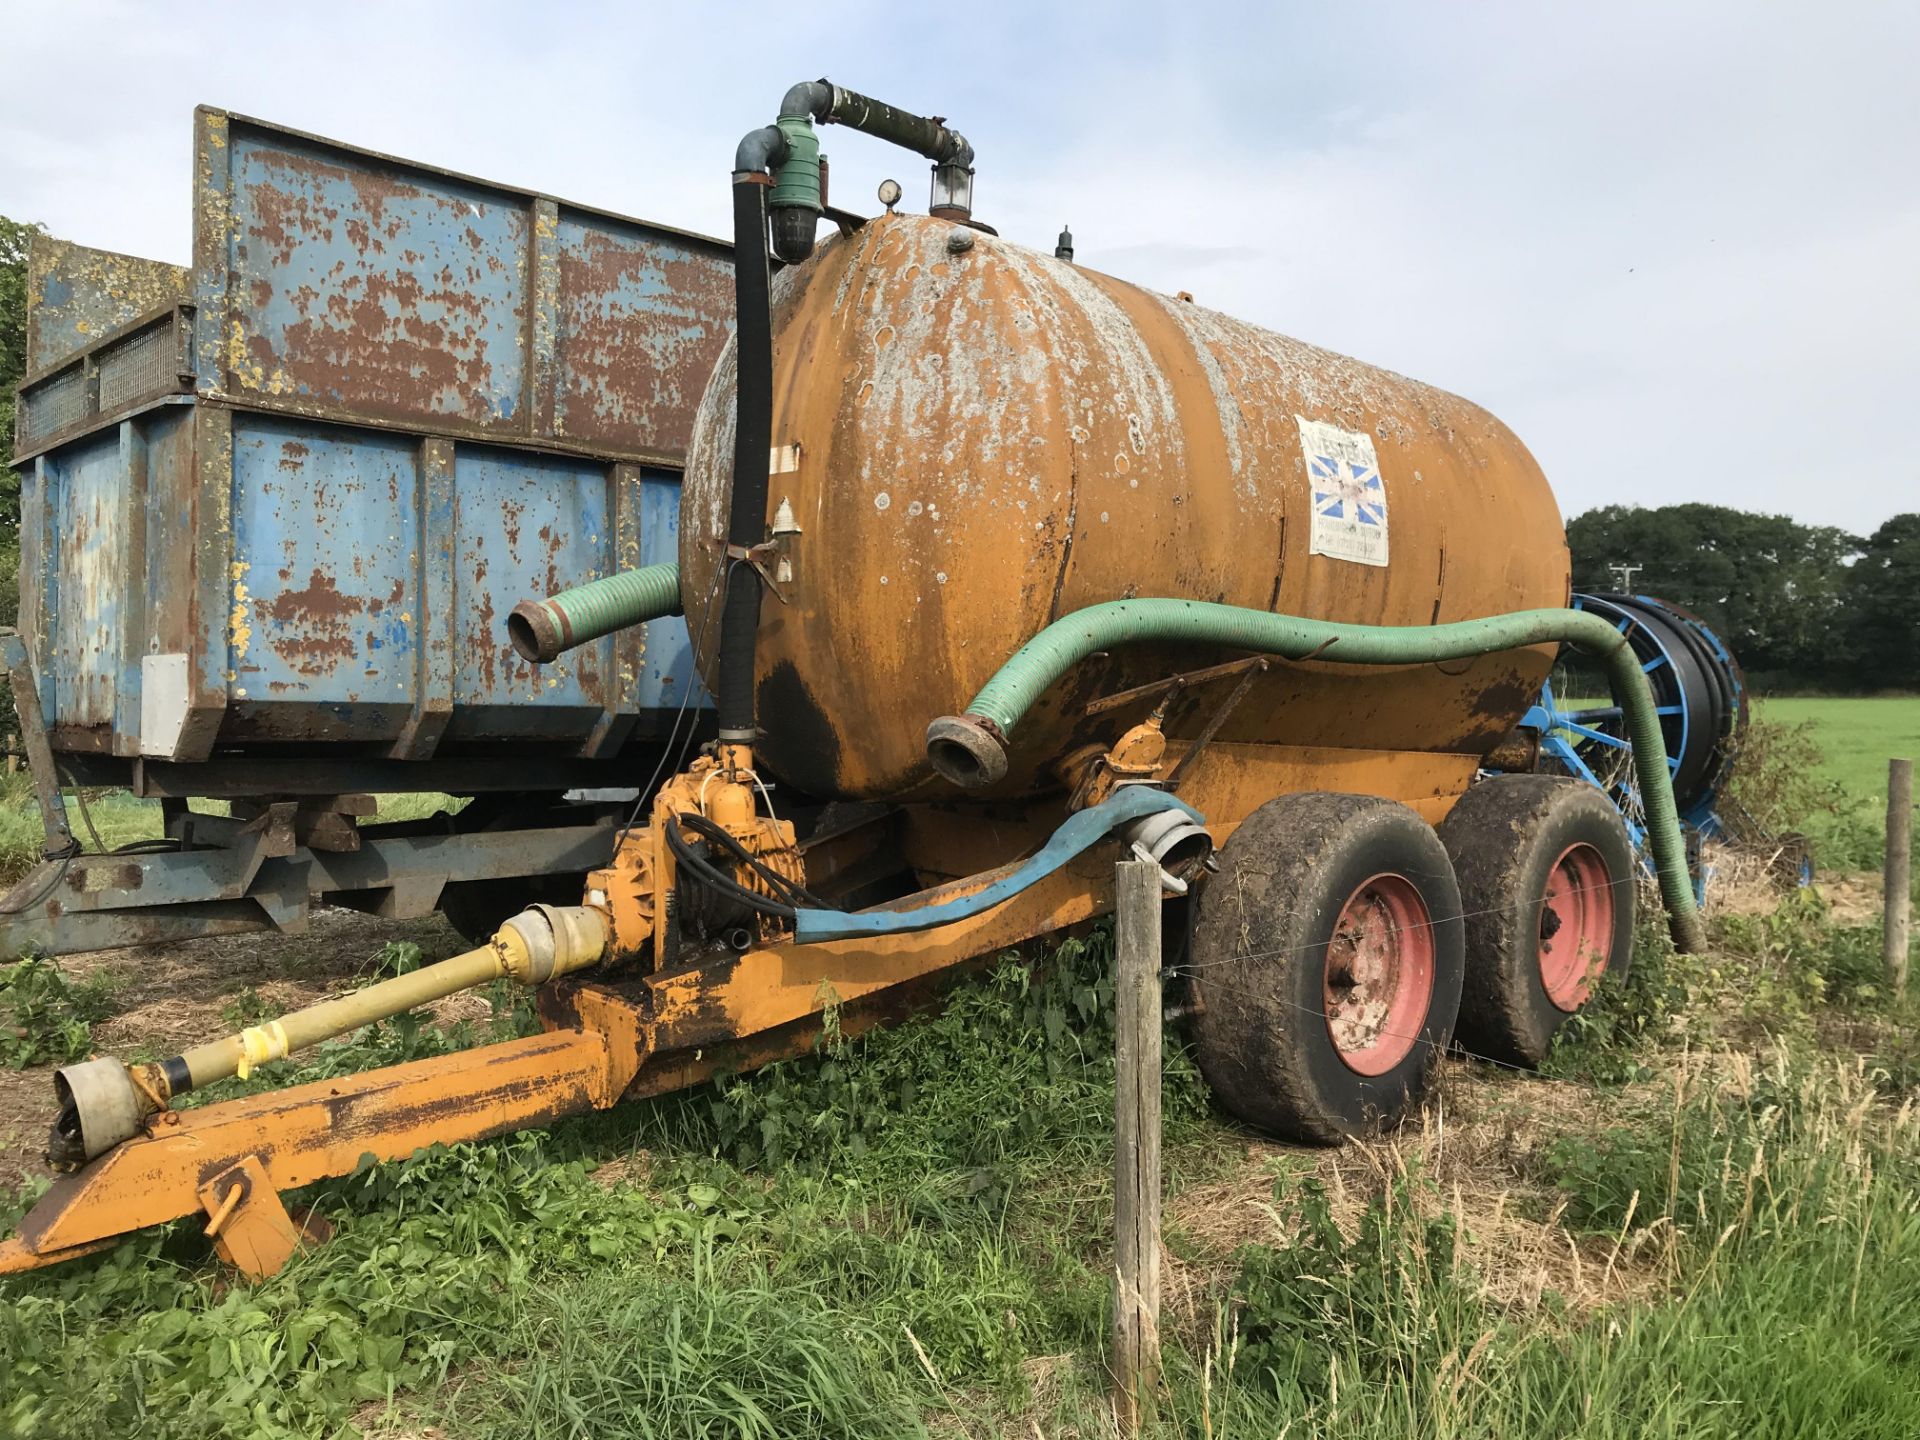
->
1436, 774, 1634, 1069
1186, 793, 1465, 1144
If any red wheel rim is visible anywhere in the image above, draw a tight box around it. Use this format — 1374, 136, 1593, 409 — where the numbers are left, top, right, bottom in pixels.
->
1540, 843, 1615, 1011
1323, 873, 1437, 1076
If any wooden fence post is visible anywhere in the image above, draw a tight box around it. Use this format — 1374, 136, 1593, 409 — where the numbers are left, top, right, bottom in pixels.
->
1887, 758, 1912, 1003
1113, 858, 1162, 1435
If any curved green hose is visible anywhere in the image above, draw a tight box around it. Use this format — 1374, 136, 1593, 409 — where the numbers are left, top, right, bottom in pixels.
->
508, 562, 683, 664
924, 599, 1707, 953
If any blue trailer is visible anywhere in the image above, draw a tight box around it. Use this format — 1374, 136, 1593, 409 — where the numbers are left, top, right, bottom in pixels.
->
2, 109, 730, 956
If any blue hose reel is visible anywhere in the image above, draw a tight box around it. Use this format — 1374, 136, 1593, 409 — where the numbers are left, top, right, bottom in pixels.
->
1513, 593, 1802, 898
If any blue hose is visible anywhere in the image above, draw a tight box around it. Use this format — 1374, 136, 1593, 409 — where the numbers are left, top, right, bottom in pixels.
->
793, 787, 1202, 942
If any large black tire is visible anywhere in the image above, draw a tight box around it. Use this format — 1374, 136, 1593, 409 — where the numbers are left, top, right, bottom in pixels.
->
1187, 793, 1465, 1144
1437, 774, 1634, 1069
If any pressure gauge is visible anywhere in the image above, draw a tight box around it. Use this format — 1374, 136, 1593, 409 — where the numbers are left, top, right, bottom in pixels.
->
877, 178, 902, 212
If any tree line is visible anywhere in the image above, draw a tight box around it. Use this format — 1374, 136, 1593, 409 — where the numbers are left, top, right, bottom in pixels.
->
1569, 504, 1919, 692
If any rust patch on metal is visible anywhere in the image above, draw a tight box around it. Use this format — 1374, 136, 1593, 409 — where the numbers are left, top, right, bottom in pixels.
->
260, 567, 365, 675
554, 231, 735, 458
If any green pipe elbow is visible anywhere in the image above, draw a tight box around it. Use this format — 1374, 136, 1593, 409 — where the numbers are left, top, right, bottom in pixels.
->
508, 562, 683, 665
924, 600, 1708, 954
770, 115, 822, 213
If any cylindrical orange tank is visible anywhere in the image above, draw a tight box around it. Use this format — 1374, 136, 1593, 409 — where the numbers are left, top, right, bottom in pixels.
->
681, 214, 1570, 804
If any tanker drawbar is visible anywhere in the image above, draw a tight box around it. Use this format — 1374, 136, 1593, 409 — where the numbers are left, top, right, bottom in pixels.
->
4, 83, 1705, 1280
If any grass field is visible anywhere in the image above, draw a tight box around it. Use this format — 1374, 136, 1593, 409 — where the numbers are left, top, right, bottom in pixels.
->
1750, 696, 1917, 805
1740, 696, 1918, 869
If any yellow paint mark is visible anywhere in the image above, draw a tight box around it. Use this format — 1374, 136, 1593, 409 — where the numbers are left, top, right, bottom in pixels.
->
227, 319, 265, 390
536, 210, 558, 240
229, 580, 253, 661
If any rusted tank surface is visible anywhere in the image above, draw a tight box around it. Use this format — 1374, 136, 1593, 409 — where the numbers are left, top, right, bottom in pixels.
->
681, 213, 1570, 802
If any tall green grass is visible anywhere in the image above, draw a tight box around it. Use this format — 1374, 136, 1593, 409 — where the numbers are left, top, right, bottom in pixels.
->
3, 912, 1916, 1439
1036, 1056, 1920, 1438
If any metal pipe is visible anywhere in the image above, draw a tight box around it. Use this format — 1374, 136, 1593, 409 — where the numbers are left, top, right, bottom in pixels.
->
925, 600, 1709, 953
819, 84, 973, 167
507, 562, 682, 664
742, 80, 976, 265
170, 902, 606, 1091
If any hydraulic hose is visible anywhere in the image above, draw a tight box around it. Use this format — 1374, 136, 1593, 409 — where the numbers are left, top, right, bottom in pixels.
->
508, 562, 682, 664
925, 600, 1708, 954
718, 174, 777, 744
792, 786, 1201, 943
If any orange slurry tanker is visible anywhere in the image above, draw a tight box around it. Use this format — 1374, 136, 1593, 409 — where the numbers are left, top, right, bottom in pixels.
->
1, 82, 1702, 1278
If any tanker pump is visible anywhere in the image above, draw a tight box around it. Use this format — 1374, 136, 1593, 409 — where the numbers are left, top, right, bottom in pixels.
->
2, 80, 1703, 1281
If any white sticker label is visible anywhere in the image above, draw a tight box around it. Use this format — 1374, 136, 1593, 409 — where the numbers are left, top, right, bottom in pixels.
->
1297, 417, 1389, 567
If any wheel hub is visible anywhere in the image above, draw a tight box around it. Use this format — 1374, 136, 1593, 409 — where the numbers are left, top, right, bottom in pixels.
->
1539, 842, 1614, 1011
1324, 873, 1436, 1076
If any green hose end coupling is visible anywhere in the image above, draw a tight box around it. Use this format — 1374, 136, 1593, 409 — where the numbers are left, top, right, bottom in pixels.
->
507, 562, 683, 665
927, 713, 1009, 789
770, 115, 823, 263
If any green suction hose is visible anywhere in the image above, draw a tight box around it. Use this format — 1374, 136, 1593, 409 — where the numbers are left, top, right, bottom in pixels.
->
924, 600, 1708, 953
508, 562, 682, 665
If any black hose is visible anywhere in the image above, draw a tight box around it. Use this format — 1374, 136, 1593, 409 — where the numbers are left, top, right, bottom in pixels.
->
717, 175, 776, 744
663, 822, 797, 922
677, 812, 831, 910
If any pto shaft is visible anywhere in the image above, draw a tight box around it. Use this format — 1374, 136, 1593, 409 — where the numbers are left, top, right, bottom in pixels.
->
50, 904, 607, 1165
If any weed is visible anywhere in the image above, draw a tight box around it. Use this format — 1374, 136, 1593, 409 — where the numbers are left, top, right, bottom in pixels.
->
1542, 902, 1696, 1083
0, 956, 116, 1068
652, 927, 1211, 1191
1231, 1168, 1478, 1408
0, 933, 1176, 1438
1715, 886, 1894, 1017
218, 985, 274, 1031
361, 940, 424, 982
6, 905, 1919, 1439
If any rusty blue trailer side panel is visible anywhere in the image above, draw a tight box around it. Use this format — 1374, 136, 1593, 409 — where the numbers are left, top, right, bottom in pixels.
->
449, 446, 610, 733
23, 235, 189, 374
217, 131, 533, 431
192, 108, 735, 466
16, 108, 723, 766
29, 403, 702, 757
228, 416, 419, 737
47, 430, 128, 730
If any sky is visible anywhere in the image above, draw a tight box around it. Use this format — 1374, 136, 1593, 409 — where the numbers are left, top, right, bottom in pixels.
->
3, 0, 1914, 534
